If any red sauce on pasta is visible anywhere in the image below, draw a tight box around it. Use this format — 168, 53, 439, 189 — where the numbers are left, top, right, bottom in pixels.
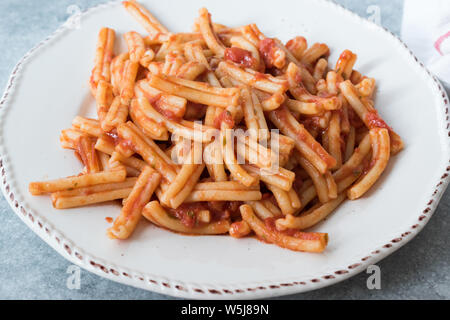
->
167, 203, 206, 228
286, 38, 299, 50
213, 110, 235, 129
264, 217, 277, 231
264, 217, 297, 237
117, 137, 136, 152
146, 92, 162, 106
229, 221, 246, 238
258, 38, 278, 68
89, 139, 98, 167
301, 116, 322, 132
338, 50, 352, 62
274, 107, 335, 167
317, 91, 335, 99
293, 173, 304, 191
167, 201, 239, 228
365, 110, 391, 130
105, 128, 135, 154
156, 107, 180, 122
105, 129, 119, 142
76, 138, 97, 172
254, 72, 268, 81
313, 143, 335, 167
264, 217, 323, 240
294, 72, 303, 85
362, 155, 376, 175
147, 93, 181, 122
335, 50, 353, 73
348, 107, 364, 128
224, 47, 255, 68
207, 201, 241, 220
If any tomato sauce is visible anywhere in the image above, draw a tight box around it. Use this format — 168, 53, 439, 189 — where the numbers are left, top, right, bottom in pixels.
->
301, 116, 322, 132
294, 72, 303, 85
156, 106, 180, 122
224, 47, 255, 68
338, 50, 352, 62
117, 137, 136, 152
213, 110, 235, 129
147, 93, 181, 122
335, 50, 353, 73
264, 217, 323, 240
207, 201, 242, 221
286, 38, 297, 50
362, 155, 376, 175
317, 91, 335, 99
254, 72, 268, 81
104, 129, 120, 146
264, 217, 295, 236
147, 92, 162, 106
272, 106, 288, 124
167, 203, 206, 228
313, 143, 335, 167
229, 220, 250, 238
293, 173, 304, 191
258, 38, 278, 69
275, 107, 334, 167
76, 137, 97, 172
365, 110, 391, 130
165, 201, 241, 229
348, 107, 365, 128
105, 128, 135, 153
89, 138, 98, 167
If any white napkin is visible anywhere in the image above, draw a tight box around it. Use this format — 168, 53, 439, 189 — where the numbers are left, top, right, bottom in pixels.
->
401, 0, 450, 90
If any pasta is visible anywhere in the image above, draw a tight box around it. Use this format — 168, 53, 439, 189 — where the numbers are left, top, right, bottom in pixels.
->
28, 1, 403, 252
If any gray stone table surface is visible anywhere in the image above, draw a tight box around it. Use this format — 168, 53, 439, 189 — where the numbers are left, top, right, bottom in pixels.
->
0, 0, 449, 300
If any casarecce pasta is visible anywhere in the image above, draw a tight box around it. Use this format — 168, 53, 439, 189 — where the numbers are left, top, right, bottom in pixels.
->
29, 1, 403, 253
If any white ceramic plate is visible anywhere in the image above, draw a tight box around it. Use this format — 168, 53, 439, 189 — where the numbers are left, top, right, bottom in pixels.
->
1, 0, 449, 299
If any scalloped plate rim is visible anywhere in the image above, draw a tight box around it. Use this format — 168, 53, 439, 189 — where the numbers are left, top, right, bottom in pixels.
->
0, 0, 449, 299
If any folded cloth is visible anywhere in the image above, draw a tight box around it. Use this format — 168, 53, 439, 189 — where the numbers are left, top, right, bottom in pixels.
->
401, 0, 450, 90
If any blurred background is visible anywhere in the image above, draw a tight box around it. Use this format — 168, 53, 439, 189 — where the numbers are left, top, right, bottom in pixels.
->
0, 0, 449, 299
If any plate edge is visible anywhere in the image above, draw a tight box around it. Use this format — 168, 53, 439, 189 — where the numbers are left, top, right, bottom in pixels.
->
0, 0, 449, 299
